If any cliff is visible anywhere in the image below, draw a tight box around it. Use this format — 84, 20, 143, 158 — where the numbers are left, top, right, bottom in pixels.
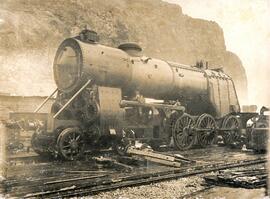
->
0, 0, 247, 102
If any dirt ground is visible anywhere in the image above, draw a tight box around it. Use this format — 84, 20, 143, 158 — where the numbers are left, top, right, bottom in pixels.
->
201, 187, 266, 199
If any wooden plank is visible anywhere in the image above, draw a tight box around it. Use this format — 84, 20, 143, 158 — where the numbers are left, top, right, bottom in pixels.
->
127, 148, 175, 162
144, 157, 181, 167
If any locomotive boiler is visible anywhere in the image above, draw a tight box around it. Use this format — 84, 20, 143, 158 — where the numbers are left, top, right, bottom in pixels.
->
28, 29, 246, 160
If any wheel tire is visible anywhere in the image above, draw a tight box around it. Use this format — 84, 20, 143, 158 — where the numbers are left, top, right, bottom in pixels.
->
196, 114, 217, 147
173, 113, 195, 150
57, 127, 85, 161
221, 115, 241, 145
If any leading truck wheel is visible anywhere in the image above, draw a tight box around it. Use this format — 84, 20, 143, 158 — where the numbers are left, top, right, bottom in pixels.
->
221, 115, 241, 145
173, 114, 195, 150
57, 127, 85, 161
196, 114, 217, 147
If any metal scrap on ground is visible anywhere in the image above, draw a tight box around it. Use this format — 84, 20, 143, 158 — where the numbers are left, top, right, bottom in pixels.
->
204, 167, 267, 189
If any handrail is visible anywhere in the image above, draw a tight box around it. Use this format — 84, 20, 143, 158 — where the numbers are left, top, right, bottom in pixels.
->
53, 80, 92, 119
34, 88, 58, 113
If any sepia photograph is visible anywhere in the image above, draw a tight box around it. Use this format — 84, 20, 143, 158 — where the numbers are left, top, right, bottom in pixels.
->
0, 0, 269, 198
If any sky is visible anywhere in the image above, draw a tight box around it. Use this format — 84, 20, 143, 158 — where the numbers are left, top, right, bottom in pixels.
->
165, 0, 270, 108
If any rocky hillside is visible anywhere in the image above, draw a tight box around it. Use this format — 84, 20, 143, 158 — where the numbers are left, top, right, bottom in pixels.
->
0, 0, 247, 102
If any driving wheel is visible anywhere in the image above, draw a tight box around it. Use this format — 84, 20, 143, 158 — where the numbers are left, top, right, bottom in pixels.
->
196, 114, 217, 147
173, 114, 195, 150
221, 115, 241, 145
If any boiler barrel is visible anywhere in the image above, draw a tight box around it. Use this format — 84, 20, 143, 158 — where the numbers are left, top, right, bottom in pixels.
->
53, 38, 208, 100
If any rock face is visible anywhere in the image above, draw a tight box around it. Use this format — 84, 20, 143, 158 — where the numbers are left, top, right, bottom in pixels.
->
0, 0, 247, 102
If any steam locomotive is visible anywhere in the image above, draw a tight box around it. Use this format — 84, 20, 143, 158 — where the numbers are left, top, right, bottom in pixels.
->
15, 29, 258, 160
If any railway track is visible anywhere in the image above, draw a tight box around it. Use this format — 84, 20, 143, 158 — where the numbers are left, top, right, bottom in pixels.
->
18, 157, 266, 198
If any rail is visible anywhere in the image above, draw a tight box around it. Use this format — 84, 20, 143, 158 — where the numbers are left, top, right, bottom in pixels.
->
23, 157, 266, 198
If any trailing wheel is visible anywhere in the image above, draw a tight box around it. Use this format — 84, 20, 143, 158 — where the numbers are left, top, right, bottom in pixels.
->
221, 115, 241, 145
196, 114, 217, 147
57, 127, 85, 160
173, 114, 195, 150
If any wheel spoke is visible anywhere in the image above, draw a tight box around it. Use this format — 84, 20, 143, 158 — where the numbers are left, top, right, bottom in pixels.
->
173, 114, 195, 150
68, 135, 73, 142
196, 114, 216, 147
72, 132, 75, 140
222, 116, 240, 145
75, 135, 81, 141
57, 128, 85, 160
62, 144, 71, 149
